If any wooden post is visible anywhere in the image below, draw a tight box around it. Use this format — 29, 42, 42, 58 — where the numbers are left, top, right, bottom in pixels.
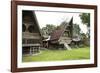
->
32, 47, 35, 54
38, 46, 40, 52
29, 47, 32, 55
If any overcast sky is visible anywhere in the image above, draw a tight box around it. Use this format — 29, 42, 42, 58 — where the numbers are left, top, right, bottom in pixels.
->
35, 11, 88, 33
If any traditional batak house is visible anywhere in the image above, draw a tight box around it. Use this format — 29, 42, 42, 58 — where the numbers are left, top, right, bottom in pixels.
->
49, 18, 73, 50
22, 10, 42, 55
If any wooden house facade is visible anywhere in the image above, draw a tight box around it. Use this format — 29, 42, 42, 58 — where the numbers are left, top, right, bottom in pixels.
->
22, 10, 42, 55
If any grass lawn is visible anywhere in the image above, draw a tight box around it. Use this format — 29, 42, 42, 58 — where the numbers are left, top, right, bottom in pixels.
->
22, 47, 90, 62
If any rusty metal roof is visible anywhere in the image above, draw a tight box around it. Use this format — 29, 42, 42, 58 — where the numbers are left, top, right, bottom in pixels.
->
50, 17, 73, 41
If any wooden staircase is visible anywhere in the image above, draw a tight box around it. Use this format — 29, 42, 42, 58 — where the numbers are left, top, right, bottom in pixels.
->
64, 43, 71, 50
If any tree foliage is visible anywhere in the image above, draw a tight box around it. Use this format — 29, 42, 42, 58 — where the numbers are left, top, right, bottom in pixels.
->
41, 24, 56, 35
80, 33, 90, 46
79, 13, 90, 27
73, 24, 81, 37
79, 13, 90, 39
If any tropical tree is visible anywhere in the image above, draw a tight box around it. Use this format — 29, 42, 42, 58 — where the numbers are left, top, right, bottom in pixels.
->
41, 24, 56, 36
79, 13, 90, 38
73, 24, 81, 37
79, 13, 90, 27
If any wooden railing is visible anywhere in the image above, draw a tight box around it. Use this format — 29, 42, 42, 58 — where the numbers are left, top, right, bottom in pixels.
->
22, 32, 41, 39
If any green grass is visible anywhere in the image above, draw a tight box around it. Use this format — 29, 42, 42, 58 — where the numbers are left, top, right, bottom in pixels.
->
22, 47, 90, 62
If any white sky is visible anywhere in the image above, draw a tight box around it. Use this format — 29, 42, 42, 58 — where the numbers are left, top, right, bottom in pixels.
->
35, 11, 88, 33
